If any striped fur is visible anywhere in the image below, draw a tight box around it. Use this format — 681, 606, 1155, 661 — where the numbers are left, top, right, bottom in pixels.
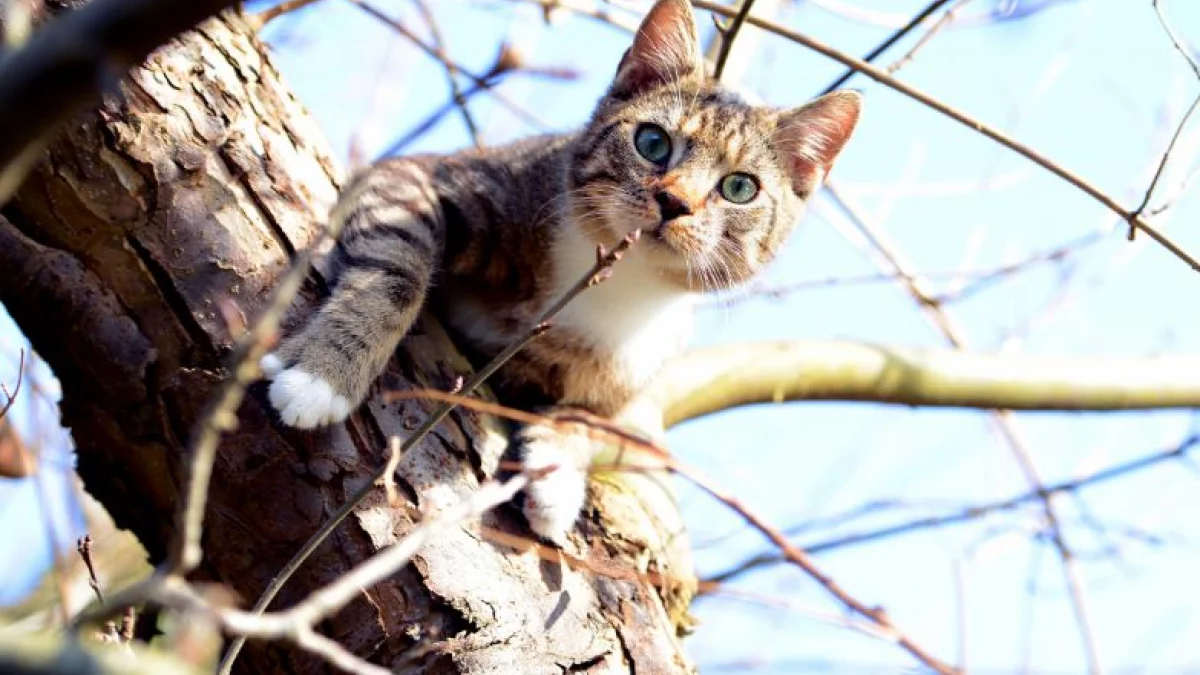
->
263, 0, 862, 541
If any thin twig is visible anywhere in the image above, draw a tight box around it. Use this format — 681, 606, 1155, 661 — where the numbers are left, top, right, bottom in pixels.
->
705, 433, 1200, 583
380, 435, 405, 508
0, 348, 24, 418
712, 0, 758, 81
76, 535, 105, 605
1147, 162, 1200, 216
687, 0, 1200, 272
348, 0, 550, 132
1131, 0, 1200, 229
379, 80, 494, 157
706, 228, 1103, 309
385, 389, 664, 453
247, 0, 327, 29
378, 54, 578, 158
695, 585, 895, 642
884, 0, 973, 75
821, 0, 955, 93
217, 231, 643, 674
805, 0, 1063, 30
675, 463, 960, 674
76, 535, 123, 643
822, 183, 1105, 674
990, 416, 1105, 675
79, 476, 531, 675
409, 0, 482, 146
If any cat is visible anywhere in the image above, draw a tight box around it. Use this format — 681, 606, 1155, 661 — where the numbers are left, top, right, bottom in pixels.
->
260, 0, 862, 544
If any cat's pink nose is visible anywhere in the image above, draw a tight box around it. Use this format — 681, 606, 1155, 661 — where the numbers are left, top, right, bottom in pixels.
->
654, 190, 692, 224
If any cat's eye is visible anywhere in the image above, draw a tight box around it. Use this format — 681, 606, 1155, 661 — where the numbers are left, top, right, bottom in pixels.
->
719, 172, 759, 204
634, 124, 672, 166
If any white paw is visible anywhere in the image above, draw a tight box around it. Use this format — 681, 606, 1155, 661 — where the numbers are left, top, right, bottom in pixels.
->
521, 442, 587, 545
260, 353, 284, 378
266, 366, 353, 429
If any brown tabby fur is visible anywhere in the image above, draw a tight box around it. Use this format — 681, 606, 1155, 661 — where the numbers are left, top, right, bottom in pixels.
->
263, 0, 862, 541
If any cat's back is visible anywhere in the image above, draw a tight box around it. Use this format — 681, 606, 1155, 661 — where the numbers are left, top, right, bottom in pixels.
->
423, 132, 580, 350
430, 132, 576, 229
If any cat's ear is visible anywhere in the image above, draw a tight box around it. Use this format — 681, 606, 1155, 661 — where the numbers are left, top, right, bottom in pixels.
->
773, 90, 863, 194
610, 0, 705, 99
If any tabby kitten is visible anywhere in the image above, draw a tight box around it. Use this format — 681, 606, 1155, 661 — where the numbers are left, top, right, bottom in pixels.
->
262, 0, 862, 543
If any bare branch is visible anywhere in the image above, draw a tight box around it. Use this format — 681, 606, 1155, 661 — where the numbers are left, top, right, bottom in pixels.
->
711, 0, 758, 81
650, 341, 1200, 429
822, 177, 1106, 672
821, 0, 955, 93
705, 433, 1200, 582
348, 0, 551, 136
76, 536, 105, 605
884, 0, 974, 75
83, 476, 532, 675
689, 0, 1200, 272
0, 348, 24, 419
707, 227, 1103, 309
1132, 0, 1200, 225
673, 462, 960, 674
408, 0, 482, 147
246, 0, 327, 29
378, 45, 576, 157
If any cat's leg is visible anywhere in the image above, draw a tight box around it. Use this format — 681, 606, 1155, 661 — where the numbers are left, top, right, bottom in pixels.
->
264, 160, 443, 428
516, 397, 665, 544
516, 407, 600, 546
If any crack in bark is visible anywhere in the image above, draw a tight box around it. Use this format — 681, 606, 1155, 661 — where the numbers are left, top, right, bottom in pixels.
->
125, 233, 217, 364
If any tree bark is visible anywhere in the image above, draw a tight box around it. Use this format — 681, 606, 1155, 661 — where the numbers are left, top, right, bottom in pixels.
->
0, 10, 695, 674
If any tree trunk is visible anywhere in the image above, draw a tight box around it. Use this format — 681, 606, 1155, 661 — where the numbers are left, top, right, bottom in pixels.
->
0, 10, 695, 674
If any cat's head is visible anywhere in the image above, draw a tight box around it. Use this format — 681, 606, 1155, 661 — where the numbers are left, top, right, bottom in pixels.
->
568, 0, 861, 291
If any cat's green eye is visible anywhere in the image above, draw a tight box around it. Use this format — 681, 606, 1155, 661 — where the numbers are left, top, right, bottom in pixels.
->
634, 124, 672, 166
719, 172, 759, 204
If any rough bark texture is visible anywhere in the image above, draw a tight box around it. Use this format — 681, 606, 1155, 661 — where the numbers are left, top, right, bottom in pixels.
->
0, 10, 695, 674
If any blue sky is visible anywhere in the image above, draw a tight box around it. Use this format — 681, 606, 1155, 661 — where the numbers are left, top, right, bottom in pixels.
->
3, 0, 1200, 672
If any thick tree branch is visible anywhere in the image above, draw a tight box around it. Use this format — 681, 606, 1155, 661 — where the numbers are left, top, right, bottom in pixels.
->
218, 231, 645, 674
2, 11, 694, 672
0, 0, 240, 202
648, 341, 1200, 428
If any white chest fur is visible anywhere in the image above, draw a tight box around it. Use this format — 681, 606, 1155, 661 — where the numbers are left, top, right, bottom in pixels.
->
548, 227, 695, 386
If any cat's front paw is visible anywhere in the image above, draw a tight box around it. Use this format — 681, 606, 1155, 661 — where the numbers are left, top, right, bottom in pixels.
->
260, 353, 354, 429
520, 439, 588, 546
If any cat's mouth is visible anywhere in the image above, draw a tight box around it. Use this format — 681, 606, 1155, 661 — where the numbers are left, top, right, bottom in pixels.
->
577, 201, 707, 269
647, 217, 707, 260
